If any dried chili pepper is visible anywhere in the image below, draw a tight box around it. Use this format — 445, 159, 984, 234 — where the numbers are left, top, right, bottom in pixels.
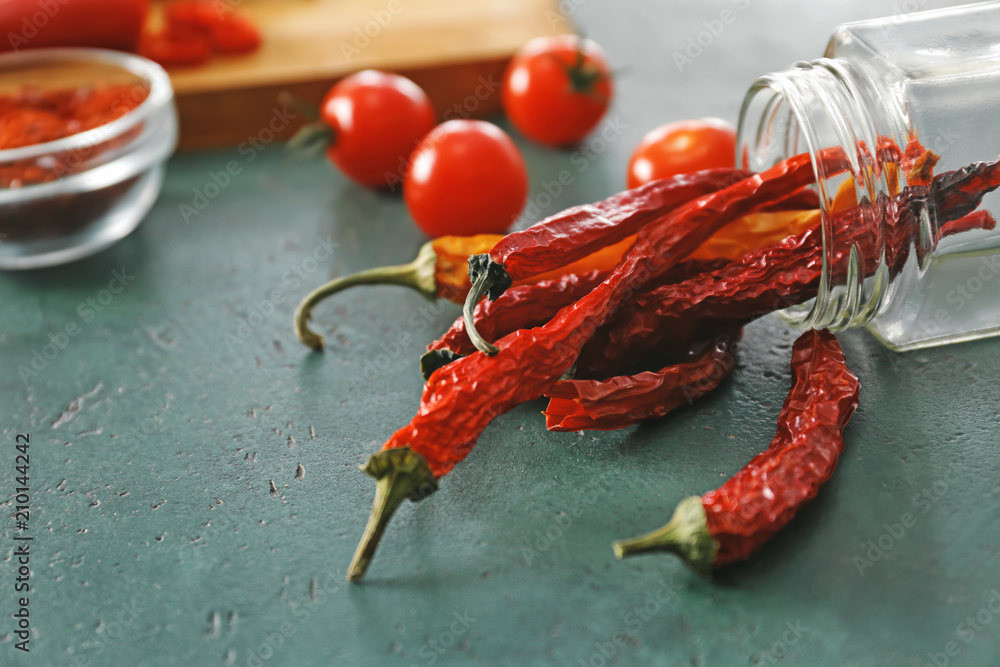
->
347, 149, 851, 581
612, 328, 859, 576
423, 206, 820, 368
294, 234, 499, 349
294, 233, 632, 350
462, 142, 906, 355
421, 270, 607, 378
461, 168, 753, 354
586, 156, 1000, 373
424, 256, 732, 368
544, 330, 741, 431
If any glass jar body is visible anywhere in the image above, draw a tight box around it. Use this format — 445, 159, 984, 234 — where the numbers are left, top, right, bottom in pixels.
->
738, 2, 1000, 351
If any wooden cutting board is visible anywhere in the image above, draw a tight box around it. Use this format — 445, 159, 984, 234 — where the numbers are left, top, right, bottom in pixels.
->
160, 0, 572, 149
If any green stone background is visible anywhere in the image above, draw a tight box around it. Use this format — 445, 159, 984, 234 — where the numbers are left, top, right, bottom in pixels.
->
2, 1, 998, 665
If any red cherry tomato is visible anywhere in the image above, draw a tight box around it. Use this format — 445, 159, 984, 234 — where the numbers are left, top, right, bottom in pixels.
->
321, 70, 436, 188
404, 120, 528, 238
627, 118, 737, 189
502, 35, 613, 147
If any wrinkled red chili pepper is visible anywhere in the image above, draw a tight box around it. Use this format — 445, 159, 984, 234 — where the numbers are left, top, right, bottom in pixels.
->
586, 157, 1000, 373
544, 330, 741, 431
424, 257, 730, 370
486, 169, 751, 280
421, 270, 607, 378
461, 168, 752, 354
612, 328, 859, 575
347, 148, 852, 581
463, 142, 905, 356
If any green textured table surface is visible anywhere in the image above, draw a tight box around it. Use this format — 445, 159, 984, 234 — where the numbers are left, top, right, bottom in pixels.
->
3, 2, 1000, 666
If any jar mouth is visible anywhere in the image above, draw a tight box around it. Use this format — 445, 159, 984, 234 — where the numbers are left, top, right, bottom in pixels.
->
737, 57, 905, 331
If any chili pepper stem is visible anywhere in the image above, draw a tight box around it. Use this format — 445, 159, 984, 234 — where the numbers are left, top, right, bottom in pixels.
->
612, 496, 718, 579
347, 447, 438, 582
463, 255, 513, 356
294, 242, 438, 350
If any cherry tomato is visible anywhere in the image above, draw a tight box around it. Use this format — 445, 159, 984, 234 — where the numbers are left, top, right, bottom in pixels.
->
404, 120, 528, 238
627, 118, 737, 189
502, 35, 613, 147
321, 70, 436, 188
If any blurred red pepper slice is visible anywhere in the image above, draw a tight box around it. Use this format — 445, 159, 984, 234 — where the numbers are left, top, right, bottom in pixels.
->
140, 30, 211, 68
210, 15, 261, 55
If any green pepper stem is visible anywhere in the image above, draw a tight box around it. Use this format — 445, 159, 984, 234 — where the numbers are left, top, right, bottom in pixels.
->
612, 495, 718, 579
294, 242, 438, 350
347, 447, 438, 582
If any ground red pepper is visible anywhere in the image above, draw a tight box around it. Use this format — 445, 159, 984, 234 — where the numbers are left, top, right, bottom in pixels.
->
0, 84, 150, 241
612, 328, 859, 575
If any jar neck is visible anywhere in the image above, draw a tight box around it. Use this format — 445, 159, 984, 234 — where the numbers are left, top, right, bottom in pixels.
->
737, 57, 924, 331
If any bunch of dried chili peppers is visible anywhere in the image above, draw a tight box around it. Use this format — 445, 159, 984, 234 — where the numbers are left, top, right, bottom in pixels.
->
294, 138, 1000, 581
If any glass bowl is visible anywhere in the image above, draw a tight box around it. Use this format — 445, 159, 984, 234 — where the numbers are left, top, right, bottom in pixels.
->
0, 48, 177, 269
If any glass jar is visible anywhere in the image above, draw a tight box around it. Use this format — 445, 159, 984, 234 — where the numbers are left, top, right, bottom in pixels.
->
0, 48, 177, 270
737, 2, 1000, 351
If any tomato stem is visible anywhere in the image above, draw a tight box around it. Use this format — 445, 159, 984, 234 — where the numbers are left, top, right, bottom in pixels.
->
612, 495, 718, 578
294, 242, 438, 350
279, 91, 335, 155
559, 47, 610, 100
347, 447, 438, 582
